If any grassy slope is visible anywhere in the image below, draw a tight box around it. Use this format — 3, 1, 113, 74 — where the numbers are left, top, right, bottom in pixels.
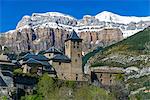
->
82, 47, 103, 67
83, 28, 150, 67
83, 27, 150, 67
103, 27, 150, 53
85, 27, 150, 99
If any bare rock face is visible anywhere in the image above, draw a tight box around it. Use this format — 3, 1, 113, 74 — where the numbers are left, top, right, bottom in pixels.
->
3, 11, 150, 53
80, 28, 123, 50
0, 26, 123, 53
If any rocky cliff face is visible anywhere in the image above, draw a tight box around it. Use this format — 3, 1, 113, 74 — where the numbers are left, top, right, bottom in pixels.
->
0, 11, 149, 53
0, 26, 123, 53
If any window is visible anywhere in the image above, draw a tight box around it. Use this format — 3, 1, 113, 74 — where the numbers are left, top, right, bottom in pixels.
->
78, 54, 80, 57
100, 74, 102, 78
77, 42, 79, 48
110, 80, 112, 84
75, 59, 77, 62
76, 74, 78, 80
73, 41, 76, 48
77, 41, 80, 45
110, 74, 112, 78
59, 62, 61, 65
100, 79, 103, 82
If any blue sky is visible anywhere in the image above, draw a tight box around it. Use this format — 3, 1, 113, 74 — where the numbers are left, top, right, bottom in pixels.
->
0, 0, 150, 32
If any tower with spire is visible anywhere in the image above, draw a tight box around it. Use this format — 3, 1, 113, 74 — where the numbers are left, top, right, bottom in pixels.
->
65, 30, 83, 81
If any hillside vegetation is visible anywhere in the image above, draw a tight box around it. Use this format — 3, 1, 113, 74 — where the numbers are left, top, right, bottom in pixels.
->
89, 27, 150, 68
21, 74, 115, 100
87, 27, 150, 100
104, 27, 150, 54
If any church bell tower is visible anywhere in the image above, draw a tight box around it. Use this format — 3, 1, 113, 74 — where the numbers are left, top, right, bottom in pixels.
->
65, 30, 83, 81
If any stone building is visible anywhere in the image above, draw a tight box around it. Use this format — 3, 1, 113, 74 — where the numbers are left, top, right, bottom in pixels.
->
19, 53, 55, 76
18, 30, 84, 81
44, 30, 84, 81
0, 53, 14, 98
90, 66, 124, 86
64, 30, 83, 81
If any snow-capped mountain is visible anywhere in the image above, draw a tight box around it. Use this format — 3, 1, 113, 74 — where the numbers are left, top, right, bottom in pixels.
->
16, 11, 150, 38
0, 11, 150, 53
17, 12, 77, 29
95, 11, 150, 24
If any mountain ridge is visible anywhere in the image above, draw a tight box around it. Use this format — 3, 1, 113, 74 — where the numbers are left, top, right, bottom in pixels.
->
14, 11, 150, 38
1, 11, 150, 37
0, 11, 150, 53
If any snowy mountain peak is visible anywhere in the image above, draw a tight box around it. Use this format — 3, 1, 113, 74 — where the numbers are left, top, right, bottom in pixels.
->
16, 12, 77, 28
23, 15, 31, 19
97, 11, 117, 16
95, 11, 150, 24
83, 15, 92, 18
16, 11, 150, 38
31, 12, 76, 20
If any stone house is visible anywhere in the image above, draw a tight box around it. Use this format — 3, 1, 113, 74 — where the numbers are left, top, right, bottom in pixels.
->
0, 71, 14, 98
22, 58, 48, 74
19, 53, 55, 76
0, 53, 15, 98
90, 66, 124, 86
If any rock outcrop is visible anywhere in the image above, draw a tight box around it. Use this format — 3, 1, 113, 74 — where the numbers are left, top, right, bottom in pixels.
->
1, 11, 150, 53
0, 26, 123, 53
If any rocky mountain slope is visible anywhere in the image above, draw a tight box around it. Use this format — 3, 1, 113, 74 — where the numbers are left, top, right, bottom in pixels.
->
84, 27, 150, 99
0, 11, 150, 53
88, 26, 150, 67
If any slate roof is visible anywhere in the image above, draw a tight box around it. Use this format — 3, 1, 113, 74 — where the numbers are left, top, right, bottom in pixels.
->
0, 76, 7, 87
23, 58, 42, 65
0, 60, 16, 66
44, 46, 62, 54
20, 53, 49, 61
40, 61, 51, 66
65, 30, 82, 42
23, 58, 50, 66
50, 54, 71, 63
14, 75, 38, 86
2, 71, 13, 78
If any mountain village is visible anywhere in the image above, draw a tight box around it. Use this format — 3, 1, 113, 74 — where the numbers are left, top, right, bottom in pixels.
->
0, 30, 126, 99
0, 11, 150, 100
